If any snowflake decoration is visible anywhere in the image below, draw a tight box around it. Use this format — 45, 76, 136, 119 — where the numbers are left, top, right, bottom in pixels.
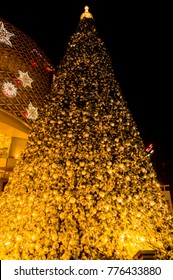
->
0, 21, 14, 47
26, 102, 38, 120
1, 81, 17, 98
18, 70, 33, 88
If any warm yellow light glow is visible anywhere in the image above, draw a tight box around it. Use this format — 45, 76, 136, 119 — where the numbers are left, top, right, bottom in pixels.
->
0, 6, 173, 261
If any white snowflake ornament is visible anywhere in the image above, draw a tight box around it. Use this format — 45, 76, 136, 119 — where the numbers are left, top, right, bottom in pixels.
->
1, 81, 17, 98
26, 102, 38, 120
0, 21, 14, 47
18, 70, 33, 88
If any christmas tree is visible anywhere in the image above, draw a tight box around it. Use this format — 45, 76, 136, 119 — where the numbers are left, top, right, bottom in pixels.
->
0, 6, 173, 260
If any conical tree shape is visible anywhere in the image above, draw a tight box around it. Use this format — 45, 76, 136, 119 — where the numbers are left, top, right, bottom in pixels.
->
0, 6, 173, 260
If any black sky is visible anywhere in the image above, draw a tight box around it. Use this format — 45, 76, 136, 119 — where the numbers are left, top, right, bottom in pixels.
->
1, 0, 173, 184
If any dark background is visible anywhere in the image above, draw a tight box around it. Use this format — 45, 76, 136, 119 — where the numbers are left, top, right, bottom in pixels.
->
1, 0, 173, 187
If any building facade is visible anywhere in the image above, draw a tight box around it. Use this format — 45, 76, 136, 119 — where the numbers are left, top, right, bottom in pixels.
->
0, 18, 54, 190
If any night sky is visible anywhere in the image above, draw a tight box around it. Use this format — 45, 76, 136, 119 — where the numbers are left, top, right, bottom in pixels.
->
1, 0, 172, 185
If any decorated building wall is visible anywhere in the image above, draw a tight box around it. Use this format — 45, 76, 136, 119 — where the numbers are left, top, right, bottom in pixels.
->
0, 18, 55, 187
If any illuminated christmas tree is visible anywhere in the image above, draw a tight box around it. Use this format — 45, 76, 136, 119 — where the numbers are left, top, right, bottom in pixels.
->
0, 6, 173, 260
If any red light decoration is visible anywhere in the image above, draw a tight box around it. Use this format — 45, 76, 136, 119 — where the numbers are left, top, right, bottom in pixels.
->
13, 78, 23, 87
20, 110, 28, 118
30, 60, 39, 68
30, 48, 55, 72
145, 143, 154, 156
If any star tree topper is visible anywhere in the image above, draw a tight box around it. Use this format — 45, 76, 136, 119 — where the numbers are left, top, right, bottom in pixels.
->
80, 6, 93, 20
0, 21, 14, 47
18, 70, 33, 88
